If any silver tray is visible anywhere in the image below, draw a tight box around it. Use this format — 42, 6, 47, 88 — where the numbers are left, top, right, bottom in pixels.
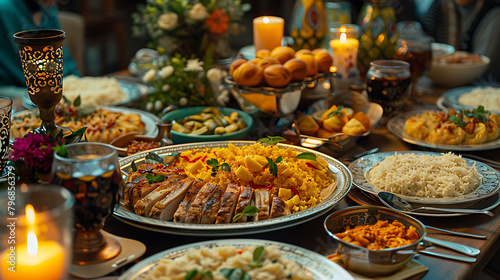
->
349, 151, 500, 206
118, 239, 354, 280
115, 141, 352, 236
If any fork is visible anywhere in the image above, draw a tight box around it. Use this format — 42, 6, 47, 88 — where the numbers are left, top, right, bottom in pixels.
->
461, 154, 500, 169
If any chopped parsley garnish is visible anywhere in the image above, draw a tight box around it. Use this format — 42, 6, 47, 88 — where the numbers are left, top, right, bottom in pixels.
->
207, 159, 231, 174
327, 105, 344, 118
146, 174, 165, 184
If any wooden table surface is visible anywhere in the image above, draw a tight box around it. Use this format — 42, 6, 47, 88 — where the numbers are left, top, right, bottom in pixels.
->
98, 75, 500, 280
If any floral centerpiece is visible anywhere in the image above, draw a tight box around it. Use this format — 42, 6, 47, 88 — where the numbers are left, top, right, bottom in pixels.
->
9, 127, 86, 183
141, 49, 230, 115
133, 0, 250, 59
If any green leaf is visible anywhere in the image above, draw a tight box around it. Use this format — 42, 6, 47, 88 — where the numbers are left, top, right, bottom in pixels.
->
220, 163, 231, 172
206, 158, 219, 167
73, 95, 81, 107
232, 205, 259, 223
146, 174, 165, 184
449, 114, 467, 127
145, 152, 163, 164
202, 271, 213, 279
64, 127, 87, 144
228, 268, 244, 280
296, 152, 317, 161
327, 105, 344, 118
52, 145, 68, 158
220, 268, 234, 278
275, 156, 283, 163
184, 269, 198, 280
257, 136, 286, 145
131, 160, 137, 172
62, 95, 71, 106
248, 246, 265, 268
266, 157, 278, 177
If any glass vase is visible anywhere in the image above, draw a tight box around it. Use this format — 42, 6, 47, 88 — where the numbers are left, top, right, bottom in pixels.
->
356, 0, 399, 79
290, 0, 327, 50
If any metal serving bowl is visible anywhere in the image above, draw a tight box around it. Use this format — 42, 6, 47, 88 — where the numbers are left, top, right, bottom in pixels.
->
324, 205, 426, 277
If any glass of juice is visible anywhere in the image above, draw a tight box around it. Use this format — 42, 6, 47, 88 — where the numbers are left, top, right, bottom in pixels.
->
51, 143, 124, 265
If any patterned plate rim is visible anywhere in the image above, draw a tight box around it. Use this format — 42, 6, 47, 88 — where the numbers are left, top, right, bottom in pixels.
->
115, 141, 352, 234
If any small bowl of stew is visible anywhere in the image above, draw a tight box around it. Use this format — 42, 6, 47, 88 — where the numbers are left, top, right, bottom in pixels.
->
324, 205, 426, 277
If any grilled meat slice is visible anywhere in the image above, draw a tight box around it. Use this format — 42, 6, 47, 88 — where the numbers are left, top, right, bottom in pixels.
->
200, 186, 225, 224
270, 194, 291, 218
215, 184, 241, 224
233, 186, 254, 223
123, 176, 147, 207
184, 183, 217, 224
253, 189, 270, 221
149, 177, 194, 220
173, 179, 205, 223
134, 175, 186, 216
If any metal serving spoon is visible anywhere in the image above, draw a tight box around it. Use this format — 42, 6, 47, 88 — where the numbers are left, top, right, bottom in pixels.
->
378, 192, 494, 217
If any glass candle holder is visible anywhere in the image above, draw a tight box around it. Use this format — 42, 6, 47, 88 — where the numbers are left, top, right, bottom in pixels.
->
50, 143, 123, 265
0, 184, 75, 280
0, 97, 12, 176
13, 29, 65, 134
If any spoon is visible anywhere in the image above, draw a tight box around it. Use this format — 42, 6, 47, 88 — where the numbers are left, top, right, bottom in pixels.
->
378, 192, 494, 217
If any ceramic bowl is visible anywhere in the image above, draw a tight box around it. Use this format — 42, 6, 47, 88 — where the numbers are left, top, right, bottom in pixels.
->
427, 51, 490, 87
161, 106, 253, 144
324, 205, 426, 277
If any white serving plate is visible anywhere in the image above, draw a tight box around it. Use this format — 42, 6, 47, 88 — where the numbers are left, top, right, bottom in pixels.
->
118, 239, 354, 280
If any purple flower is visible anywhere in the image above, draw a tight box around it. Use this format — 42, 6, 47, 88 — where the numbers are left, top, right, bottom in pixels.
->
10, 132, 64, 173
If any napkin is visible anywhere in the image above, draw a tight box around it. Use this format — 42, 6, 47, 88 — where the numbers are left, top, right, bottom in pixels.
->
328, 254, 428, 280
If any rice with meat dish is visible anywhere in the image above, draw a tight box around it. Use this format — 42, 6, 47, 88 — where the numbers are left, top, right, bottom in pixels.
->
173, 143, 335, 213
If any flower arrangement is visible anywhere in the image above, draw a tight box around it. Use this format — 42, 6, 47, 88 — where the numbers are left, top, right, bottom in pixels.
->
132, 0, 250, 59
9, 127, 86, 182
141, 50, 230, 115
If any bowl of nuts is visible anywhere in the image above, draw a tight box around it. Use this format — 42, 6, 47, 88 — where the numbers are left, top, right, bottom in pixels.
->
161, 106, 253, 144
226, 46, 334, 117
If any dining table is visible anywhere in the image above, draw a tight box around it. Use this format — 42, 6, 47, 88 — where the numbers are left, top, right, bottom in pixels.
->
67, 73, 500, 280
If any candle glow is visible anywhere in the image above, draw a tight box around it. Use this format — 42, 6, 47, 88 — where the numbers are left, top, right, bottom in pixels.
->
330, 31, 359, 80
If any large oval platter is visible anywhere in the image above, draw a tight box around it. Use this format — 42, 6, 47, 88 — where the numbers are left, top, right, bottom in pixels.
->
349, 151, 500, 206
388, 110, 500, 151
118, 239, 354, 280
115, 141, 352, 236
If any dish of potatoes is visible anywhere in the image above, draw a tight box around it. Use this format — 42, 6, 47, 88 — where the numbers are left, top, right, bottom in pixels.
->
229, 46, 333, 88
297, 105, 372, 138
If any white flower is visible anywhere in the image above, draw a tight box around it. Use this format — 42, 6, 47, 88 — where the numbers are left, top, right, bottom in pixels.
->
157, 12, 178, 30
207, 68, 223, 83
162, 84, 170, 91
184, 58, 204, 71
159, 65, 174, 78
217, 89, 230, 105
154, 100, 163, 111
188, 3, 208, 21
142, 69, 157, 82
180, 97, 188, 106
145, 102, 153, 112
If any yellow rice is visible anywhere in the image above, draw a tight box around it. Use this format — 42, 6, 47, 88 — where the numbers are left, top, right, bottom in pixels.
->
173, 143, 335, 213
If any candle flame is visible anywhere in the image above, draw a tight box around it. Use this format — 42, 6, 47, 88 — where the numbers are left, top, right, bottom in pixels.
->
340, 33, 347, 43
340, 26, 347, 33
263, 17, 270, 24
25, 204, 35, 225
27, 231, 38, 256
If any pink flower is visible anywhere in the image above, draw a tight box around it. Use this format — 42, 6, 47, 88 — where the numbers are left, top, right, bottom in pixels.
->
10, 132, 64, 173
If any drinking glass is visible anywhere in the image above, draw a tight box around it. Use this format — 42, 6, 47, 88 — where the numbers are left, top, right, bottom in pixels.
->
0, 184, 74, 280
50, 143, 123, 265
366, 60, 412, 122
0, 97, 12, 176
393, 36, 433, 85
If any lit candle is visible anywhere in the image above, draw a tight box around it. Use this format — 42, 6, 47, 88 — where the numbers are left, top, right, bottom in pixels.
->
1, 205, 66, 280
330, 29, 359, 80
253, 16, 284, 51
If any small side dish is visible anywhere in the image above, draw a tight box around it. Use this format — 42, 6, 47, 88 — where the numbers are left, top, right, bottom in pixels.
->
298, 105, 371, 138
404, 107, 500, 145
433, 52, 483, 64
172, 107, 247, 135
457, 87, 500, 112
334, 220, 419, 250
147, 245, 312, 280
126, 140, 162, 156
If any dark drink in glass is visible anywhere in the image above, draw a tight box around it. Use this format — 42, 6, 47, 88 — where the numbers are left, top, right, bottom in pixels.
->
51, 143, 124, 265
366, 60, 412, 117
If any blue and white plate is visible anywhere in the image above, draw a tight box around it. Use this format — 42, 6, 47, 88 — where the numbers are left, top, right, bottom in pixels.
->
118, 239, 354, 280
436, 86, 499, 114
349, 151, 500, 206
